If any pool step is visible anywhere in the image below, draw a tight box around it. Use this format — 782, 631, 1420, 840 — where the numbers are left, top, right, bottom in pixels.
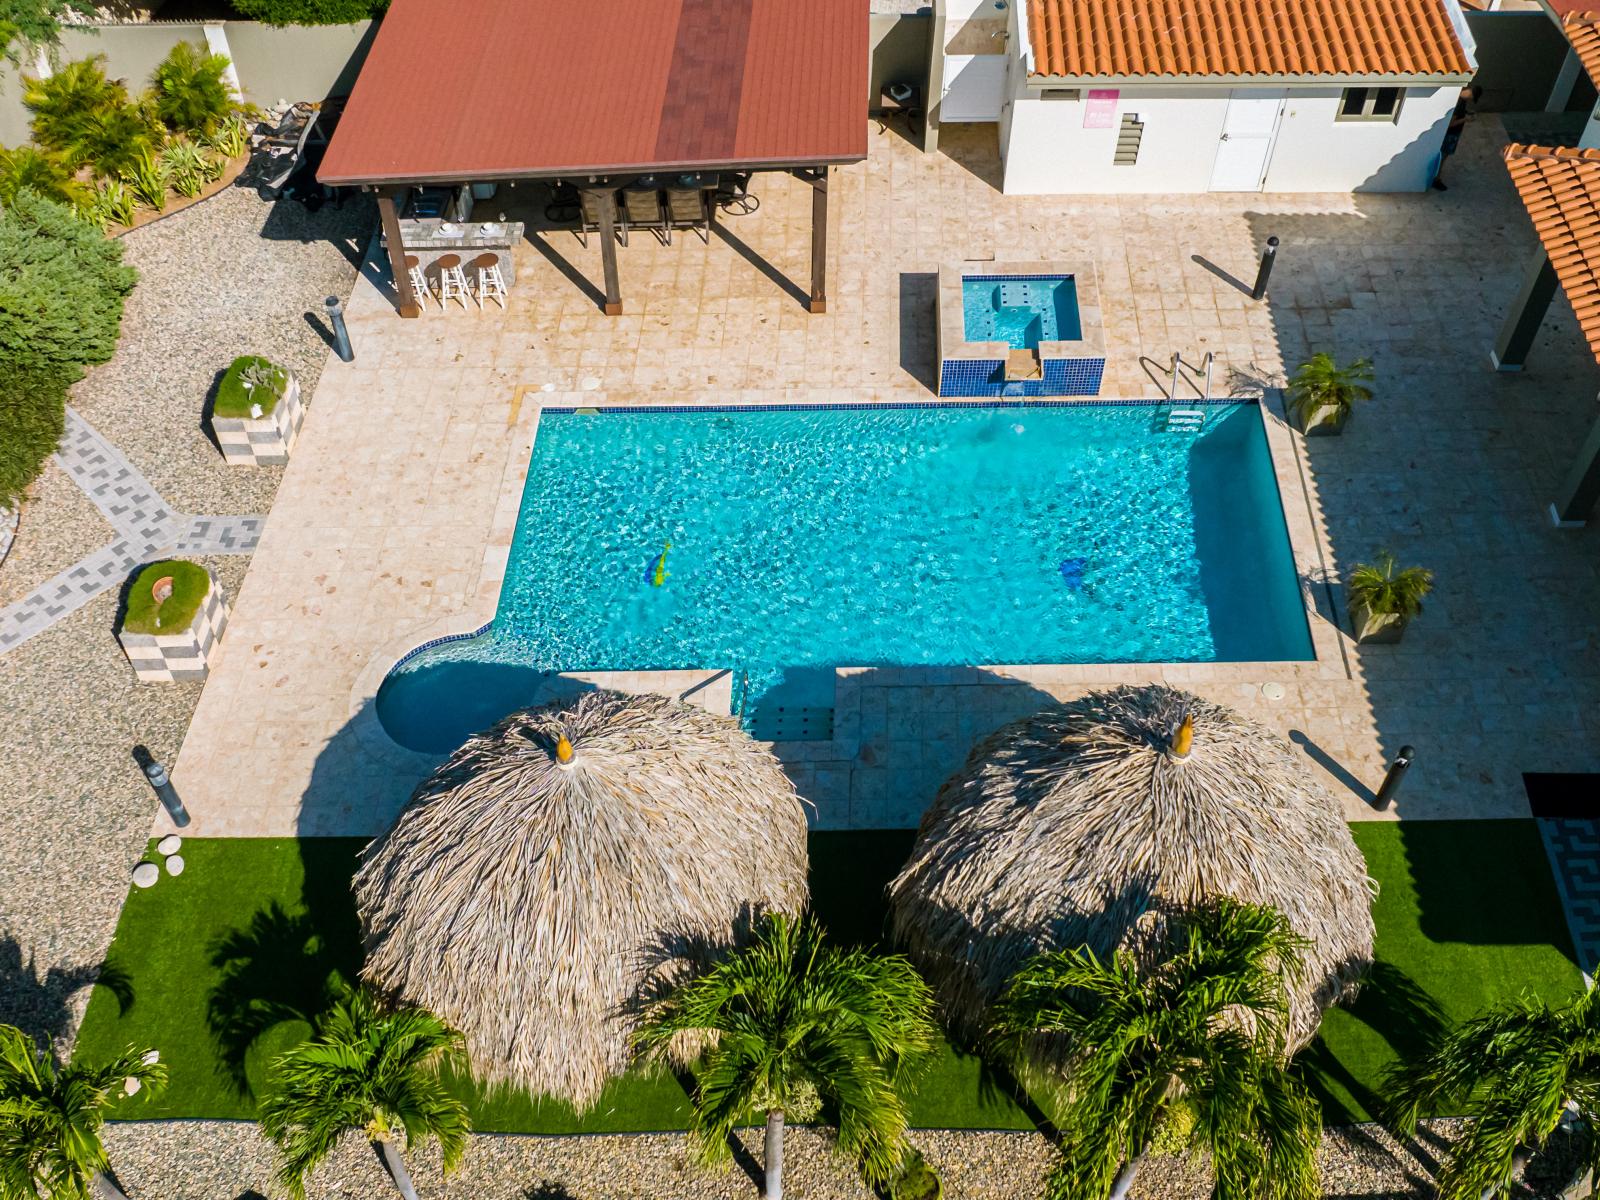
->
1005, 348, 1042, 381
1164, 407, 1206, 432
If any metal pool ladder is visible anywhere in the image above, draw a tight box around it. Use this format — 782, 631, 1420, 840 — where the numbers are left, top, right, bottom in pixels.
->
1162, 351, 1213, 433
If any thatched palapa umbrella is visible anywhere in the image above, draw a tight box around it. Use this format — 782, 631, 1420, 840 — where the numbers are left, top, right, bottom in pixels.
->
355, 689, 809, 1108
888, 684, 1375, 1050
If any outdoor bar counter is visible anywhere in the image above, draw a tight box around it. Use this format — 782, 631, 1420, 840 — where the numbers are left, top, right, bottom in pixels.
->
383, 219, 525, 284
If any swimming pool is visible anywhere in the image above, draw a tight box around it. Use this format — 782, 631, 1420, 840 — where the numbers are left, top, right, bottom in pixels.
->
377, 403, 1313, 753
961, 274, 1081, 349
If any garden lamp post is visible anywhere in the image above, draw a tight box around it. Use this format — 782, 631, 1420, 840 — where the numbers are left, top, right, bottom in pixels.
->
326, 295, 354, 363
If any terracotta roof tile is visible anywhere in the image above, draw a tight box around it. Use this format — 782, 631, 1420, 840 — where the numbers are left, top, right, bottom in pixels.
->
1504, 143, 1600, 366
1562, 11, 1600, 86
1025, 0, 1474, 78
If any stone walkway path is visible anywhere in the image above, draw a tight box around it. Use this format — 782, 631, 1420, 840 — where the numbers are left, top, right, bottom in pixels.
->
1538, 815, 1600, 978
0, 409, 265, 653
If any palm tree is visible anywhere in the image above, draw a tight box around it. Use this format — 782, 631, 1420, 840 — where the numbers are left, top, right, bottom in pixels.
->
989, 899, 1323, 1200
633, 911, 938, 1200
1345, 550, 1433, 622
259, 988, 470, 1200
1286, 352, 1374, 429
1384, 983, 1600, 1200
0, 1023, 166, 1200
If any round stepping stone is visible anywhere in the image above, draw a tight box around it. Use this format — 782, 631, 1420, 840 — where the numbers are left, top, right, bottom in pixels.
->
157, 834, 182, 856
165, 855, 185, 876
132, 862, 159, 888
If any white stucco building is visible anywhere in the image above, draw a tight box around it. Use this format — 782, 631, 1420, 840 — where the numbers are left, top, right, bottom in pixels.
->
935, 0, 1479, 194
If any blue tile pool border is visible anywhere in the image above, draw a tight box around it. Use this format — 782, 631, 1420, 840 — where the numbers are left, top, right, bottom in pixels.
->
543, 397, 1258, 415
389, 620, 493, 671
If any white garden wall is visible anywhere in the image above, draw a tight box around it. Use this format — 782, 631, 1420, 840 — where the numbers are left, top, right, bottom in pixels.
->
999, 82, 1458, 194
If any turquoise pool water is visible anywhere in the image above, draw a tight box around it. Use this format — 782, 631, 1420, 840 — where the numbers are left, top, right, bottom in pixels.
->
378, 403, 1312, 753
962, 275, 1081, 349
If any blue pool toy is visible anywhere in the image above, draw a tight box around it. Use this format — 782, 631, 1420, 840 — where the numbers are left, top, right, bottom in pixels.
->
1058, 557, 1087, 589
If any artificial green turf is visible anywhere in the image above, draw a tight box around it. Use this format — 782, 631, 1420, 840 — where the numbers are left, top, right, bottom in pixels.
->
75, 833, 1034, 1131
212, 355, 287, 419
76, 821, 1581, 1132
1295, 820, 1582, 1124
120, 560, 210, 634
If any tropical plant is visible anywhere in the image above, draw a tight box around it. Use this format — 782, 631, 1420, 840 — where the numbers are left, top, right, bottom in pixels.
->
0, 189, 137, 376
148, 41, 233, 137
203, 111, 251, 160
989, 898, 1323, 1200
1345, 550, 1433, 620
633, 911, 938, 1200
1385, 984, 1600, 1200
1, 0, 96, 67
120, 148, 168, 212
0, 1023, 166, 1200
74, 102, 163, 182
1286, 352, 1374, 428
90, 180, 137, 230
259, 987, 470, 1200
23, 56, 126, 163
159, 139, 208, 198
229, 0, 388, 25
0, 144, 84, 208
0, 365, 69, 510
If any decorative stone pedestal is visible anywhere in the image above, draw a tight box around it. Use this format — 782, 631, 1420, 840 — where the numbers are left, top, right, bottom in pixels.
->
118, 568, 229, 682
214, 373, 303, 466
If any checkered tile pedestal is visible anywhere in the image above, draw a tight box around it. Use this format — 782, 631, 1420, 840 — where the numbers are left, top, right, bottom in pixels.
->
213, 374, 303, 466
117, 568, 229, 682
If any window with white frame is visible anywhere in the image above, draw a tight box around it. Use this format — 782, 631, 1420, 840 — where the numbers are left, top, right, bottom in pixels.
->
1336, 87, 1404, 122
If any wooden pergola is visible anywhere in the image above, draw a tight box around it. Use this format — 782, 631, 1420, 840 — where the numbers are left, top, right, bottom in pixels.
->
319, 0, 867, 318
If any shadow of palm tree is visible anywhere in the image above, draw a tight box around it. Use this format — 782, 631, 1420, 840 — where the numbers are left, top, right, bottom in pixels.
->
0, 936, 133, 1045
205, 901, 356, 1096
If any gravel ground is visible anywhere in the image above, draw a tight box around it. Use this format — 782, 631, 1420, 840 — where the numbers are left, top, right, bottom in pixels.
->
100, 1118, 1531, 1200
0, 179, 372, 1056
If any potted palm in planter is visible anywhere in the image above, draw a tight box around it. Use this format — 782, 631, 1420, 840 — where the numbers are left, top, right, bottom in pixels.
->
1346, 550, 1432, 644
1287, 353, 1373, 436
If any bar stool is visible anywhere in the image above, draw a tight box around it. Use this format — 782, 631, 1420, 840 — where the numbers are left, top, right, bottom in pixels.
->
471, 253, 507, 310
404, 255, 432, 311
437, 253, 471, 311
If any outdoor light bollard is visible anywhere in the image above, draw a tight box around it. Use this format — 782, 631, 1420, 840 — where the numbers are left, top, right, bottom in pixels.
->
1373, 744, 1414, 811
142, 758, 191, 828
325, 295, 354, 363
1251, 236, 1280, 301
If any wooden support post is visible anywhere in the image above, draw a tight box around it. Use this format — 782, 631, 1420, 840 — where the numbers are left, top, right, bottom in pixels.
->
590, 188, 623, 316
1492, 249, 1558, 371
808, 166, 829, 315
377, 190, 420, 319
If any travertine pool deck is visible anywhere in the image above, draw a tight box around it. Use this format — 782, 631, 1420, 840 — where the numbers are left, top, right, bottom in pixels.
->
167, 120, 1600, 837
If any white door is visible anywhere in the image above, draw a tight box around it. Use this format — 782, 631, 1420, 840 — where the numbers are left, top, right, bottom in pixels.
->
941, 54, 1008, 122
1208, 89, 1285, 191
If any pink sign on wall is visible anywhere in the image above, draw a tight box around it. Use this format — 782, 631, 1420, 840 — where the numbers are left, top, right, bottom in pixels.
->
1083, 88, 1120, 129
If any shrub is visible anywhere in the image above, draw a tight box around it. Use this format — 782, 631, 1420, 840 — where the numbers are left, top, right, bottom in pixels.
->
160, 138, 208, 197
0, 143, 84, 208
214, 355, 289, 418
148, 41, 233, 137
24, 55, 162, 178
0, 189, 137, 377
204, 111, 251, 159
122, 559, 211, 634
0, 366, 69, 510
23, 55, 125, 160
89, 179, 138, 229
229, 0, 387, 25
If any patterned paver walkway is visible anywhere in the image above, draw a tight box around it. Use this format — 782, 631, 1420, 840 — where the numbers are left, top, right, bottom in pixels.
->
1538, 817, 1600, 977
0, 410, 265, 653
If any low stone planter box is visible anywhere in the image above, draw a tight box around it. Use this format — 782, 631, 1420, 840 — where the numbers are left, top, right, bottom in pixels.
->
213, 364, 303, 466
118, 565, 229, 683
1294, 401, 1349, 437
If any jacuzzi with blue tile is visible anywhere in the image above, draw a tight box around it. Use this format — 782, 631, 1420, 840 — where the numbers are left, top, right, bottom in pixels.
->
938, 261, 1105, 397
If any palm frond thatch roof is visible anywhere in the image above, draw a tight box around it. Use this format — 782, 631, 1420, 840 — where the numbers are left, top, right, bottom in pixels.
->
354, 689, 810, 1108
887, 684, 1375, 1049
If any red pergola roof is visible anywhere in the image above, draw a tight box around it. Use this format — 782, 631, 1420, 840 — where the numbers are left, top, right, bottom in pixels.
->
320, 0, 868, 188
